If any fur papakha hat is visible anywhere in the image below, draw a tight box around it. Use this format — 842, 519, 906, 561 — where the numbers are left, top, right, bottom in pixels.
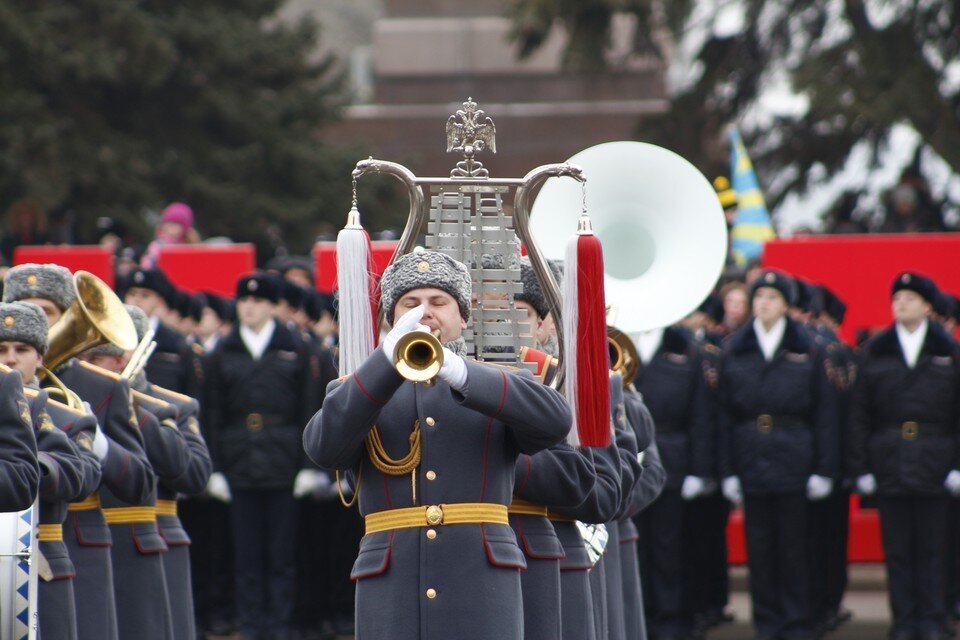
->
3, 264, 76, 311
0, 302, 49, 354
380, 251, 472, 325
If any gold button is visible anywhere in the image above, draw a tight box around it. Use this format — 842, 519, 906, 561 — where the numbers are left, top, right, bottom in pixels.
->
3, 316, 13, 327
426, 470, 437, 481
426, 529, 437, 540
426, 588, 437, 599
418, 261, 431, 273
425, 417, 436, 427
26, 275, 37, 286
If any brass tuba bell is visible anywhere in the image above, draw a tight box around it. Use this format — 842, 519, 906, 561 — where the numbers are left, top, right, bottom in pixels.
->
393, 330, 444, 384
43, 271, 138, 373
607, 325, 640, 388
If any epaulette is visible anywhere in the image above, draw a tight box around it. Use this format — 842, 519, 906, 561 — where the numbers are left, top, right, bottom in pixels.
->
132, 389, 172, 409
78, 360, 121, 381
149, 384, 192, 404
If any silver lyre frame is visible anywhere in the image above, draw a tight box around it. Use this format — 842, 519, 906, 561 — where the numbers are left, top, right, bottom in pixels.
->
351, 102, 583, 388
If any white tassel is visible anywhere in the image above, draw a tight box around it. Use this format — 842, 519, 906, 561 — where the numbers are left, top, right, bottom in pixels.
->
562, 234, 580, 447
336, 204, 375, 377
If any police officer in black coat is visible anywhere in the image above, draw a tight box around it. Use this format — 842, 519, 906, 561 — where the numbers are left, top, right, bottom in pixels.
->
632, 324, 712, 640
206, 273, 316, 640
849, 272, 960, 640
123, 268, 200, 397
717, 270, 840, 640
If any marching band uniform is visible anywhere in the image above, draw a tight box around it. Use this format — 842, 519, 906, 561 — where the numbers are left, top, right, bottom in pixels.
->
717, 271, 839, 640
304, 251, 571, 640
622, 390, 665, 640
849, 273, 960, 640
4, 263, 154, 640
632, 325, 712, 640
206, 273, 315, 639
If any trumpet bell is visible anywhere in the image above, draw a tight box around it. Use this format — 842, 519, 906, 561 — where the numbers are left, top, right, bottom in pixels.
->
530, 141, 728, 333
608, 326, 639, 386
45, 271, 138, 372
393, 331, 444, 384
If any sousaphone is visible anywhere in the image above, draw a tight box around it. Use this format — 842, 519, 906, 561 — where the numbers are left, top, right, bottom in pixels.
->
530, 141, 728, 377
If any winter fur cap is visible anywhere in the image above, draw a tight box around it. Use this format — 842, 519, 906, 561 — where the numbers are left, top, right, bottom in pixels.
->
891, 271, 938, 305
516, 257, 550, 319
3, 264, 75, 311
0, 302, 49, 354
750, 269, 798, 307
380, 251, 472, 325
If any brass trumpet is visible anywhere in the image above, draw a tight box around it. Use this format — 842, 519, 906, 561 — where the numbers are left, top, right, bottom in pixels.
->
393, 330, 444, 384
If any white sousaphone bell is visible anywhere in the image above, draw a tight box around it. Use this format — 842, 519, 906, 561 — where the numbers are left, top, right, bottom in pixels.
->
530, 141, 728, 335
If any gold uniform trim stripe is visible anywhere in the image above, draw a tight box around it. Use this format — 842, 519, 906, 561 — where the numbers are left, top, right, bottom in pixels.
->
102, 506, 157, 524
37, 524, 63, 542
155, 500, 178, 517
508, 498, 549, 517
67, 494, 101, 512
364, 503, 509, 535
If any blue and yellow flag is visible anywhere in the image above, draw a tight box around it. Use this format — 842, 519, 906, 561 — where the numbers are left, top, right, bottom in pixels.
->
729, 129, 776, 265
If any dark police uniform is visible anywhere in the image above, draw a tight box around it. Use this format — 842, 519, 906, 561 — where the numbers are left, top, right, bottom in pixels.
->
304, 346, 571, 640
0, 367, 39, 510
147, 320, 202, 398
717, 317, 839, 640
849, 320, 960, 639
632, 326, 712, 640
206, 319, 314, 638
58, 358, 155, 640
144, 385, 212, 640
24, 387, 89, 640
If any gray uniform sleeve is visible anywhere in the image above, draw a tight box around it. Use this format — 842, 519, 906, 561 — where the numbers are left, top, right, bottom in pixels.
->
98, 377, 155, 504
0, 371, 39, 511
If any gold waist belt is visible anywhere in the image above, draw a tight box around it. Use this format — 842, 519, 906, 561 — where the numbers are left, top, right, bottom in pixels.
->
155, 500, 178, 517
508, 498, 549, 518
364, 503, 509, 535
547, 512, 575, 523
37, 524, 63, 542
67, 494, 101, 512
102, 506, 157, 525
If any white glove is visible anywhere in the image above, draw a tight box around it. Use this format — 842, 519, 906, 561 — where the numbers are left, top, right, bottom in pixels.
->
92, 425, 110, 462
945, 470, 960, 497
721, 476, 742, 505
856, 474, 877, 496
680, 476, 706, 501
206, 472, 232, 503
293, 469, 330, 499
381, 305, 428, 365
806, 474, 834, 501
438, 348, 468, 391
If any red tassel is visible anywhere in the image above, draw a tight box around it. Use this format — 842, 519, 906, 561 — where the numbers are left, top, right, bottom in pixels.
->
574, 232, 611, 447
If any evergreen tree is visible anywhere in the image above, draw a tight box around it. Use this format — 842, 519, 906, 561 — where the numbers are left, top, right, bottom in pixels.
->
0, 0, 386, 255
506, 0, 960, 215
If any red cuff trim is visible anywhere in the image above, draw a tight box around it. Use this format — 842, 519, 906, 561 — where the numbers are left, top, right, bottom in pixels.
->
353, 373, 386, 406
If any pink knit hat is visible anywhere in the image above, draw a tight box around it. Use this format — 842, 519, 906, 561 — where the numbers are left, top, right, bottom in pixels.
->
160, 202, 194, 229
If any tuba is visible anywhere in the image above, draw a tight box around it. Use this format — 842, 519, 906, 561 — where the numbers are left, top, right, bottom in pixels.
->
530, 141, 728, 384
43, 271, 137, 373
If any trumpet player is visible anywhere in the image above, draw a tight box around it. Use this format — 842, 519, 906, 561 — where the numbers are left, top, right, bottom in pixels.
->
304, 250, 571, 640
4, 263, 155, 640
0, 301, 92, 640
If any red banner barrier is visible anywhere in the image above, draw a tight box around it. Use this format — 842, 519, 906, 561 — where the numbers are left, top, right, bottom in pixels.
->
763, 233, 960, 343
156, 244, 256, 296
313, 241, 398, 294
13, 246, 115, 287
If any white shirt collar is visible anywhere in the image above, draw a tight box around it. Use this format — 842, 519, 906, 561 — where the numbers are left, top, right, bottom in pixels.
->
895, 319, 928, 368
202, 334, 220, 353
754, 316, 786, 362
239, 319, 276, 361
636, 328, 664, 365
